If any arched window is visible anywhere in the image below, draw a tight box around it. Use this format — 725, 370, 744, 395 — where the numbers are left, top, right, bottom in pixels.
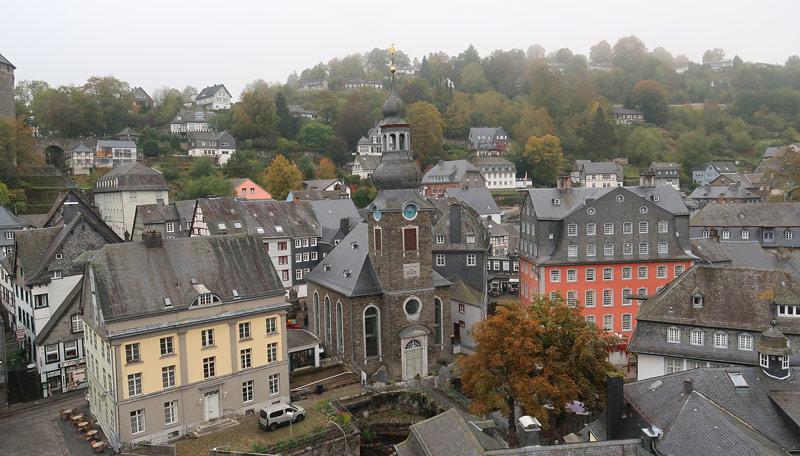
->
324, 297, 331, 344
364, 306, 380, 358
336, 302, 344, 354
434, 298, 442, 345
313, 292, 320, 337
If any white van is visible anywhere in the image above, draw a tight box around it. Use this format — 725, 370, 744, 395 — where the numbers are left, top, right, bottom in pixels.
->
258, 403, 305, 431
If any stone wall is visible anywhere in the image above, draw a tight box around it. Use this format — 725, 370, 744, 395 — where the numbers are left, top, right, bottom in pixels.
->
0, 61, 14, 119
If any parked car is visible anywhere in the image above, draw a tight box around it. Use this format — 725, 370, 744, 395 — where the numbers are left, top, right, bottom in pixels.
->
286, 322, 301, 329
258, 403, 305, 431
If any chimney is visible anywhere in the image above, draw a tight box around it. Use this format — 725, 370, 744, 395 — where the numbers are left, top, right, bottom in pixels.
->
340, 217, 351, 236
710, 228, 719, 242
606, 373, 624, 440
556, 173, 571, 190
449, 204, 462, 244
516, 416, 541, 447
639, 171, 656, 188
682, 378, 693, 395
142, 231, 163, 248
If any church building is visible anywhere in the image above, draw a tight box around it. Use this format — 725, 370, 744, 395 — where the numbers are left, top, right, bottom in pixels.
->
306, 55, 454, 382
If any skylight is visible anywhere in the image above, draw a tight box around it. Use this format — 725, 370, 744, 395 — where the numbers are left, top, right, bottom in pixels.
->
256, 227, 264, 234
233, 222, 242, 229
276, 226, 284, 233
217, 223, 226, 230
727, 372, 749, 389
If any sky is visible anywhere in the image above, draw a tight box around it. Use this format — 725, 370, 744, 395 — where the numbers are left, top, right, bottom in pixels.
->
2, 0, 799, 99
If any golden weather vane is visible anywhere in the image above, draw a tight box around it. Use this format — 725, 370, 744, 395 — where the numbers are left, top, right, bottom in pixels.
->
389, 44, 396, 73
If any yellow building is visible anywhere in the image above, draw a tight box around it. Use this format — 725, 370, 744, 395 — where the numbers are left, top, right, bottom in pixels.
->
82, 233, 290, 450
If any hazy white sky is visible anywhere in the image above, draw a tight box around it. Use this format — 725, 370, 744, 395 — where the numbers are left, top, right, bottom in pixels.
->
2, 0, 798, 99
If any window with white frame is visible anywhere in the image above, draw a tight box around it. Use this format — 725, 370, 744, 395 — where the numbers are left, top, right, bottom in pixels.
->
657, 265, 667, 278
162, 365, 176, 388
622, 288, 632, 306
603, 289, 613, 307
240, 348, 252, 369
585, 290, 596, 307
295, 269, 303, 280
586, 315, 596, 325
703, 229, 710, 239
436, 254, 445, 266
585, 268, 595, 281
787, 230, 794, 240
675, 264, 685, 276
550, 269, 561, 283
658, 220, 668, 233
294, 239, 301, 248
131, 409, 145, 434
586, 244, 596, 257
295, 253, 302, 262
567, 269, 577, 282
738, 334, 753, 351
568, 245, 577, 258
714, 332, 728, 348
586, 223, 596, 235
242, 380, 254, 403
603, 267, 613, 281
782, 355, 789, 369
201, 329, 214, 347
166, 222, 175, 233
311, 251, 317, 261
638, 266, 648, 279
778, 304, 800, 316
164, 400, 178, 425
568, 224, 577, 236
722, 228, 730, 239
267, 342, 278, 363
658, 242, 668, 254
639, 222, 648, 234
603, 314, 613, 331
622, 267, 632, 280
203, 357, 215, 378
639, 243, 649, 255
566, 291, 577, 307
466, 254, 476, 266
128, 373, 142, 396
665, 358, 683, 374
690, 329, 704, 346
126, 343, 140, 363
238, 322, 251, 340
269, 373, 280, 395
550, 291, 558, 301
621, 314, 632, 331
64, 340, 78, 359
604, 223, 614, 235
741, 229, 749, 239
436, 235, 445, 244
760, 353, 769, 367
604, 244, 614, 256
466, 234, 476, 244
71, 314, 83, 333
667, 327, 680, 343
623, 222, 633, 234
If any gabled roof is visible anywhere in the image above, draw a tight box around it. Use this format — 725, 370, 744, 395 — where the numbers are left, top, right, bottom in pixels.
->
578, 161, 622, 177
42, 189, 95, 228
89, 235, 284, 321
174, 200, 196, 227
131, 87, 152, 102
34, 279, 83, 346
303, 179, 341, 191
649, 161, 679, 171
308, 199, 360, 233
306, 223, 381, 297
355, 155, 381, 170
395, 408, 503, 456
421, 160, 480, 184
196, 197, 318, 238
188, 130, 235, 143
171, 109, 215, 124
93, 163, 170, 194
527, 185, 688, 221
0, 205, 26, 229
0, 52, 15, 69
471, 156, 516, 168
69, 143, 93, 153
450, 275, 484, 307
444, 187, 499, 217
196, 84, 229, 100
689, 184, 761, 201
691, 202, 800, 227
12, 227, 60, 281
134, 203, 181, 225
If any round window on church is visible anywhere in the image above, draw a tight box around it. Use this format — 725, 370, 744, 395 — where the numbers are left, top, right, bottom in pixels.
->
404, 298, 420, 316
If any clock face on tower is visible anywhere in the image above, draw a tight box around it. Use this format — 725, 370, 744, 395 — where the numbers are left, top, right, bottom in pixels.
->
372, 205, 381, 221
402, 203, 418, 220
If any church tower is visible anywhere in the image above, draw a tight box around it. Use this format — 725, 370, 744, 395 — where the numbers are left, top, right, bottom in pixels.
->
368, 47, 434, 292
0, 52, 15, 120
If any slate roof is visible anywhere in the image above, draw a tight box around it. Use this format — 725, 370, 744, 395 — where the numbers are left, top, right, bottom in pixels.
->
93, 163, 170, 193
288, 190, 347, 201
357, 136, 370, 145
527, 185, 688, 221
196, 84, 228, 100
624, 367, 800, 452
689, 238, 731, 263
450, 275, 484, 307
170, 109, 215, 125
287, 328, 320, 350
445, 187, 500, 217
15, 214, 45, 229
471, 156, 516, 169
695, 161, 738, 173
0, 52, 15, 69
649, 161, 679, 173
175, 200, 196, 230
691, 202, 800, 227
308, 199, 360, 232
0, 205, 25, 230
578, 161, 623, 179
12, 227, 60, 282
96, 140, 136, 149
421, 160, 480, 184
468, 127, 509, 150
69, 143, 93, 153
688, 183, 761, 201
41, 189, 99, 228
355, 155, 381, 171
303, 179, 340, 191
483, 440, 641, 455
188, 130, 236, 147
197, 197, 319, 238
614, 107, 644, 116
132, 87, 152, 102
691, 240, 800, 276
306, 223, 382, 297
395, 408, 503, 456
89, 235, 284, 321
135, 203, 180, 225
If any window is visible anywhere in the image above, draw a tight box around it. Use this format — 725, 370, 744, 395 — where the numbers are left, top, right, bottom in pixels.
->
310, 238, 317, 247
266, 317, 277, 335
602, 267, 613, 281
242, 380, 254, 403
436, 235, 445, 244
71, 314, 83, 333
604, 223, 614, 235
281, 270, 289, 282
622, 267, 632, 280
162, 365, 176, 388
586, 315, 596, 325
269, 373, 280, 395
622, 288, 632, 306
267, 342, 278, 363
160, 337, 174, 356
621, 314, 632, 331
623, 222, 633, 234
239, 322, 251, 340
787, 230, 794, 240
467, 254, 477, 266
638, 266, 648, 279
436, 254, 445, 266
302, 238, 309, 247
295, 253, 302, 263
278, 256, 288, 265
603, 289, 613, 307
568, 245, 577, 258
778, 304, 800, 316
658, 220, 668, 233
760, 353, 769, 368
364, 307, 380, 358
403, 228, 418, 251
458, 303, 465, 313
741, 229, 750, 240
4, 231, 12, 240
586, 223, 596, 235
567, 269, 577, 282
33, 294, 49, 308
604, 244, 614, 256
303, 252, 309, 262
64, 340, 78, 359
201, 329, 214, 348
131, 409, 145, 435
687, 360, 706, 370
568, 224, 577, 236
714, 332, 728, 348
566, 291, 577, 307
667, 327, 680, 343
240, 348, 252, 369
722, 228, 730, 240
603, 314, 613, 332
128, 373, 142, 396
550, 269, 561, 283
639, 243, 649, 255
126, 343, 140, 363
311, 252, 317, 261
658, 241, 668, 254
702, 229, 711, 239
657, 265, 667, 278
294, 239, 301, 248
623, 242, 633, 255
586, 244, 596, 257
50, 270, 62, 279
738, 334, 753, 351
203, 357, 216, 378
782, 356, 790, 369
165, 401, 178, 425
639, 222, 648, 234
337, 302, 344, 353
675, 265, 685, 276
665, 358, 683, 374
278, 242, 287, 250
166, 222, 175, 233
585, 268, 596, 282
690, 330, 704, 346
434, 299, 442, 345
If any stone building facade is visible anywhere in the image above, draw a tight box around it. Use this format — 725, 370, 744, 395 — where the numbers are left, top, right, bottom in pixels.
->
0, 52, 15, 119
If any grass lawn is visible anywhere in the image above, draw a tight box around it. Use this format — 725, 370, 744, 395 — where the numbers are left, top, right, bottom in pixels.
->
175, 397, 329, 456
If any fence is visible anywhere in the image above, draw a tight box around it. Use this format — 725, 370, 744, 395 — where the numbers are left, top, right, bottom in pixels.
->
119, 442, 176, 456
210, 447, 276, 456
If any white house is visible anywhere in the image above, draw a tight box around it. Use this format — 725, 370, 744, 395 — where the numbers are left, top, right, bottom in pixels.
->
170, 110, 216, 136
195, 84, 232, 110
93, 163, 170, 239
187, 131, 236, 165
95, 140, 137, 169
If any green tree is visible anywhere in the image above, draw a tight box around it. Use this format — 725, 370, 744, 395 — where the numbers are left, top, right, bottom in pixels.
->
82, 75, 133, 133
630, 80, 669, 125
460, 298, 617, 447
524, 135, 564, 186
295, 154, 315, 179
315, 90, 340, 123
702, 48, 726, 63
142, 139, 160, 157
676, 131, 712, 174
351, 185, 377, 208
299, 122, 334, 152
207, 109, 233, 132
527, 44, 546, 60
332, 99, 371, 148
443, 96, 471, 140
612, 35, 647, 68
589, 40, 612, 64
730, 131, 754, 155
189, 157, 215, 178
406, 101, 444, 168
264, 154, 303, 200
138, 126, 159, 148
275, 91, 299, 139
516, 106, 555, 143
230, 91, 279, 141
0, 182, 10, 206
325, 136, 350, 168
460, 62, 490, 93
580, 104, 618, 160
622, 127, 668, 166
178, 176, 233, 200
222, 149, 265, 181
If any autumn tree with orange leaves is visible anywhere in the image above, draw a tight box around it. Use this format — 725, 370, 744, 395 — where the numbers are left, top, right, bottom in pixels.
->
459, 297, 618, 447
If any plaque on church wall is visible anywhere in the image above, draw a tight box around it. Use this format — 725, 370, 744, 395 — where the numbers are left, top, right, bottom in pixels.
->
403, 263, 420, 278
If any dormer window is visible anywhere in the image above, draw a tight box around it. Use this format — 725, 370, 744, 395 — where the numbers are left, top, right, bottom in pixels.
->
193, 293, 221, 307
692, 290, 704, 308
466, 234, 476, 244
552, 198, 560, 206
276, 226, 284, 234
